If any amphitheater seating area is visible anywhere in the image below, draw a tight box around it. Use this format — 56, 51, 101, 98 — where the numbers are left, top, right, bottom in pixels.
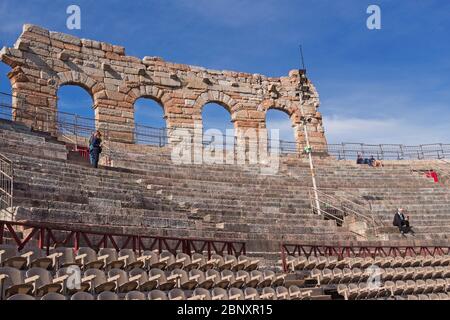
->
2, 118, 450, 301
3, 240, 450, 300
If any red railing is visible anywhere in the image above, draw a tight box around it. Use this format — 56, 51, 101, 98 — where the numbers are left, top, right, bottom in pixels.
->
281, 243, 450, 272
76, 146, 90, 161
0, 220, 246, 258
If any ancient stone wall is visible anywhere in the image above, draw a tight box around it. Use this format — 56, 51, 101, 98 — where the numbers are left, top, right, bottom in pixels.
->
0, 24, 327, 150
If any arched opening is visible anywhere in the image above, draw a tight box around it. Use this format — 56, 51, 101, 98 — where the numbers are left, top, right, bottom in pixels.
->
57, 84, 95, 138
265, 108, 296, 153
0, 63, 13, 121
133, 97, 167, 145
202, 102, 234, 148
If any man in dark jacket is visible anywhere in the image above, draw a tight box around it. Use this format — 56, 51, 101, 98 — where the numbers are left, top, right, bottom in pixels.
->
89, 130, 102, 168
88, 131, 95, 166
393, 208, 414, 236
356, 154, 364, 164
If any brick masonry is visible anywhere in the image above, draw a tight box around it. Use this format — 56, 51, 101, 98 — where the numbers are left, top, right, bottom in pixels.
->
0, 24, 327, 150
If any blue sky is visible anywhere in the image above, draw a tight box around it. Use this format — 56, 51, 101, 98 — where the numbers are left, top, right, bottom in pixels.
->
0, 0, 449, 144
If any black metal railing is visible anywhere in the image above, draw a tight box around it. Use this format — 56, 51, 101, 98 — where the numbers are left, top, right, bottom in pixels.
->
0, 153, 13, 213
1, 91, 449, 160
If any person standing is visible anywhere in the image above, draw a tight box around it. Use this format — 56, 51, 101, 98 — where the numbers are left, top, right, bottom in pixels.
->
89, 130, 102, 168
88, 131, 95, 166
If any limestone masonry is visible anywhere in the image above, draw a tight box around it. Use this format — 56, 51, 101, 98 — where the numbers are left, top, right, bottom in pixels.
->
0, 24, 327, 150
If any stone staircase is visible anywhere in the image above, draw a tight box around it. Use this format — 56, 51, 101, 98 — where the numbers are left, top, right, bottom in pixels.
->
2, 119, 450, 265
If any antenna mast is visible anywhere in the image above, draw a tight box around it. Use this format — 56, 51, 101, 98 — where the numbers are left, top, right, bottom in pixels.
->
298, 44, 321, 216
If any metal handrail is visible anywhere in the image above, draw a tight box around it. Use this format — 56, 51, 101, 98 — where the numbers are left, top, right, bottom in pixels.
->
309, 188, 383, 238
0, 219, 246, 257
2, 91, 450, 159
319, 189, 383, 228
0, 153, 13, 214
308, 194, 367, 239
436, 160, 450, 179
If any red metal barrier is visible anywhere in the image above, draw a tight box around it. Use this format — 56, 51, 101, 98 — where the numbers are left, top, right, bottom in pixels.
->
0, 220, 246, 258
281, 243, 450, 272
77, 146, 90, 161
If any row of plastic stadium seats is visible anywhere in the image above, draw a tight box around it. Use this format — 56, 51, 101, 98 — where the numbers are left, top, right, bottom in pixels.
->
5, 286, 312, 301
337, 278, 450, 300
312, 265, 450, 285
0, 245, 259, 272
0, 266, 286, 299
285, 254, 450, 271
386, 293, 450, 300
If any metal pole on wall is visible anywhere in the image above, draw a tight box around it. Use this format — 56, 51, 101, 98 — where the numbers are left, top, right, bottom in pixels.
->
298, 67, 321, 216
299, 103, 321, 216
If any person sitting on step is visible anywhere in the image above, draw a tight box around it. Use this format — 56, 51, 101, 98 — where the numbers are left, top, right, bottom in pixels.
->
368, 155, 384, 167
393, 208, 415, 236
356, 154, 364, 164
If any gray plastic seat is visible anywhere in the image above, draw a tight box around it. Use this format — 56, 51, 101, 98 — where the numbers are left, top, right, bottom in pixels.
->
192, 287, 212, 300
76, 247, 104, 269
108, 268, 138, 293
228, 287, 244, 300
97, 291, 119, 300
304, 256, 318, 270
98, 248, 125, 269
50, 247, 80, 268
176, 253, 198, 271
260, 270, 275, 288
141, 250, 165, 270
192, 253, 215, 271
0, 266, 34, 298
149, 268, 177, 291
24, 247, 54, 270
160, 251, 182, 270
171, 268, 198, 290
7, 293, 35, 300
212, 287, 228, 300
125, 290, 146, 300
275, 286, 289, 300
26, 267, 63, 296
326, 256, 338, 269
244, 287, 260, 300
119, 249, 144, 270
168, 288, 186, 300
129, 268, 158, 291
71, 291, 94, 300
0, 245, 28, 269
260, 287, 276, 300
41, 292, 66, 300
239, 255, 259, 271
57, 266, 90, 294
221, 269, 238, 288
189, 269, 214, 290
229, 270, 246, 288
206, 269, 229, 289
211, 254, 233, 271
83, 268, 116, 293
148, 289, 168, 300
247, 270, 263, 288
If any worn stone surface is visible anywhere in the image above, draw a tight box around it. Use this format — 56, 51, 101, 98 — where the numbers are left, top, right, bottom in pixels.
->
0, 24, 327, 150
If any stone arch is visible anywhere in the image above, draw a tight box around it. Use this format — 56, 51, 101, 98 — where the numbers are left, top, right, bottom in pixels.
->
125, 85, 169, 117
56, 71, 98, 97
259, 99, 301, 128
193, 91, 237, 121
